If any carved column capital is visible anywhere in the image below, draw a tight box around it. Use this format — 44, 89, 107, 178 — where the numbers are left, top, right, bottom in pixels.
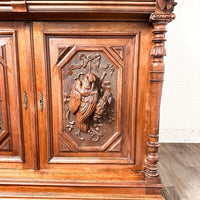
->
150, 13, 176, 23
150, 0, 177, 23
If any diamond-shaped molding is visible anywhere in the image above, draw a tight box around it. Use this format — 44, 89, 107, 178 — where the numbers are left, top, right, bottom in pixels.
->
57, 45, 74, 65
111, 46, 124, 60
0, 45, 12, 152
0, 135, 12, 151
57, 46, 123, 152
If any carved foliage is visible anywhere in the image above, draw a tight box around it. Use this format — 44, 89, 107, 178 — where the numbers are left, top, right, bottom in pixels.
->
158, 0, 176, 12
60, 49, 121, 152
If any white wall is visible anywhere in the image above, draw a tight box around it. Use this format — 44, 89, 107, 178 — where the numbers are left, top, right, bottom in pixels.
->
159, 0, 200, 143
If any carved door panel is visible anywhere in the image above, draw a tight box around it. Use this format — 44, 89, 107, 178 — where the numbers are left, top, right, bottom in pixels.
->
33, 22, 141, 169
0, 22, 38, 169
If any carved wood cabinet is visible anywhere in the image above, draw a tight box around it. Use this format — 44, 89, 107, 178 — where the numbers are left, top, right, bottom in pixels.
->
0, 0, 176, 199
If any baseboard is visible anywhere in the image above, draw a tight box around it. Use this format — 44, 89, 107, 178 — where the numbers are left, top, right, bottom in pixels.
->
0, 189, 165, 200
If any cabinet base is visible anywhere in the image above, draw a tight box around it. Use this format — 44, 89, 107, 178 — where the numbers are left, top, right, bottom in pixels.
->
0, 169, 164, 199
0, 186, 164, 199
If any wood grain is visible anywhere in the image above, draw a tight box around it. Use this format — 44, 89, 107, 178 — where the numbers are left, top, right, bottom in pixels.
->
0, 0, 177, 199
0, 1, 157, 21
0, 22, 38, 169
146, 0, 176, 178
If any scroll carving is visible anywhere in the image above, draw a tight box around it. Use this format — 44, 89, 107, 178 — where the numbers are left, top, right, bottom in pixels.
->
146, 0, 177, 177
62, 51, 118, 146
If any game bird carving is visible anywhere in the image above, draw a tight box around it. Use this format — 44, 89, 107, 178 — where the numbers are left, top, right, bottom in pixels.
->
69, 72, 112, 133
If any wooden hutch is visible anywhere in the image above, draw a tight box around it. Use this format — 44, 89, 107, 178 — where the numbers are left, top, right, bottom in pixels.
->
0, 0, 176, 199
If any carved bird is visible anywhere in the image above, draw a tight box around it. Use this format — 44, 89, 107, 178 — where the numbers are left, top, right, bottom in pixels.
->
93, 89, 112, 122
69, 72, 99, 133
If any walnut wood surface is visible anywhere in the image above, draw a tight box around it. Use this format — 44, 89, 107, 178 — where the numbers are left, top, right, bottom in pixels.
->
0, 0, 157, 21
145, 0, 176, 178
33, 21, 150, 170
0, 22, 38, 169
0, 0, 176, 199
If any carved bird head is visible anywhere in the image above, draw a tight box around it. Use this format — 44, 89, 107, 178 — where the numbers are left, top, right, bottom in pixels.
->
83, 73, 97, 89
87, 73, 96, 83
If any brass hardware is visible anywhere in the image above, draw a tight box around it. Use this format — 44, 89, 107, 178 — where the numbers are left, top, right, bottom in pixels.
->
39, 92, 43, 111
23, 91, 28, 110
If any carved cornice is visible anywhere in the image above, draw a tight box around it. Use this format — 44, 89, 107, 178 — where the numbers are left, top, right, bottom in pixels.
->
0, 1, 156, 13
0, 1, 157, 20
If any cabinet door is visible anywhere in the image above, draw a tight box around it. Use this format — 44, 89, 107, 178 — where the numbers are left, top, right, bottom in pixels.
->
0, 22, 38, 169
34, 22, 151, 170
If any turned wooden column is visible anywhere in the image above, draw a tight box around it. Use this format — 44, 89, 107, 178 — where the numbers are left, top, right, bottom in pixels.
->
146, 0, 177, 177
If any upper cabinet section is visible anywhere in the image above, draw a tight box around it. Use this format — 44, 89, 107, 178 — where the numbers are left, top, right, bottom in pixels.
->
0, 0, 156, 20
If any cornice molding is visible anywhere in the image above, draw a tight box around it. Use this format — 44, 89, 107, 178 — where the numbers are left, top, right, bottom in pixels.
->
0, 1, 156, 14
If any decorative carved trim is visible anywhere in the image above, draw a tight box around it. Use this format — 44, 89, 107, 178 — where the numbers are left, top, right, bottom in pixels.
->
59, 135, 73, 152
65, 53, 115, 143
57, 46, 74, 65
150, 13, 176, 22
111, 46, 124, 60
0, 45, 12, 151
50, 43, 125, 154
158, 0, 177, 12
146, 0, 176, 177
107, 137, 122, 152
0, 136, 12, 151
0, 1, 156, 14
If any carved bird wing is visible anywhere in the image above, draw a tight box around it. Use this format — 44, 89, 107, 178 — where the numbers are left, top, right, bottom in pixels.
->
76, 91, 98, 123
69, 83, 81, 114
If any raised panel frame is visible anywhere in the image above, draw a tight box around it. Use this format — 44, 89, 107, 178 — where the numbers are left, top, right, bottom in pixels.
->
0, 31, 24, 162
44, 32, 140, 164
56, 46, 122, 152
